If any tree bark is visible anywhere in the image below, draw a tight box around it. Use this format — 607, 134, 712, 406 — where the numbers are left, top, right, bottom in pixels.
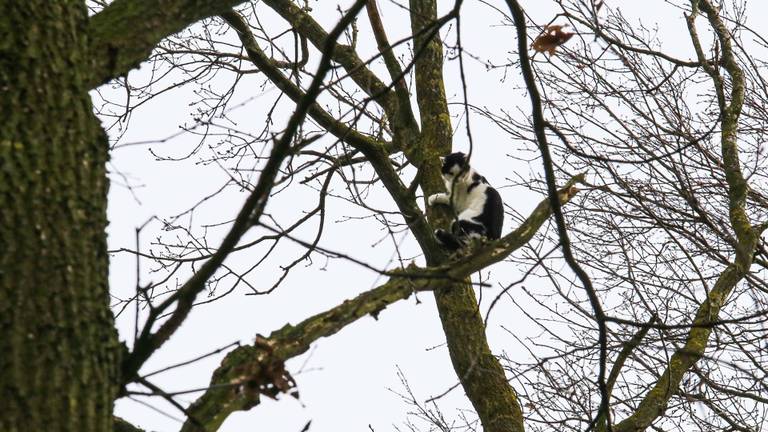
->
87, 0, 249, 88
407, 2, 525, 431
0, 2, 121, 431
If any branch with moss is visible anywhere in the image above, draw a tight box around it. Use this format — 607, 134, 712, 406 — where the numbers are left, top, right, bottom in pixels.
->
610, 2, 761, 431
180, 178, 582, 431
113, 417, 145, 432
221, 9, 442, 260
87, 0, 250, 88
261, 0, 418, 137
695, 0, 752, 260
179, 265, 431, 432
121, 0, 368, 386
612, 263, 746, 432
365, 0, 419, 138
220, 11, 386, 156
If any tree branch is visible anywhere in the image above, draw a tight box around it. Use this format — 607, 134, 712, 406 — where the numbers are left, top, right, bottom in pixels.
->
595, 314, 657, 432
564, 13, 703, 68
87, 0, 248, 88
219, 11, 388, 156
120, 0, 368, 385
365, 0, 419, 137
220, 9, 441, 261
696, 0, 752, 262
611, 2, 760, 430
181, 181, 582, 431
504, 1, 610, 430
114, 416, 145, 432
261, 0, 411, 131
612, 263, 745, 432
180, 265, 430, 432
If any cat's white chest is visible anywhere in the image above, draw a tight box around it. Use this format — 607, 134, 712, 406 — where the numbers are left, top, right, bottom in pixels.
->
444, 177, 485, 216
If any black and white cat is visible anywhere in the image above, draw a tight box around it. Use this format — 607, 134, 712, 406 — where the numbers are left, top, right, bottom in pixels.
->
427, 152, 504, 250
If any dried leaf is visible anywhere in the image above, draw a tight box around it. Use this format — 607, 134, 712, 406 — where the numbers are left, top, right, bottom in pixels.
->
232, 337, 299, 402
258, 357, 297, 399
531, 25, 575, 56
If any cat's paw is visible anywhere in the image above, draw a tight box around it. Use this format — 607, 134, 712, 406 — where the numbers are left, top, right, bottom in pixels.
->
434, 229, 462, 250
428, 193, 446, 206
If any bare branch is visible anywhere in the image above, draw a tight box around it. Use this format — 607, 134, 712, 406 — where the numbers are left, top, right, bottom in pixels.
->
261, 0, 409, 129
88, 0, 248, 87
181, 181, 582, 430
365, 0, 419, 136
504, 1, 611, 430
120, 0, 369, 385
220, 9, 442, 260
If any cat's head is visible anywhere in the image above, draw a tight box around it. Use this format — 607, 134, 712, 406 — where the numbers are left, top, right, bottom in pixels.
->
440, 152, 469, 179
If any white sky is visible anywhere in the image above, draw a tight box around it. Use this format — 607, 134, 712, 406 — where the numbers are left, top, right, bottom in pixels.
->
97, 1, 767, 430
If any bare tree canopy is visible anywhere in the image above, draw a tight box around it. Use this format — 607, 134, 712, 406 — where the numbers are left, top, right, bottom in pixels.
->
2, 0, 768, 431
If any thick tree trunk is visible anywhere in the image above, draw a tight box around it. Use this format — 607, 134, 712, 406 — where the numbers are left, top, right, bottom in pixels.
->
434, 282, 525, 432
0, 2, 120, 431
406, 1, 526, 430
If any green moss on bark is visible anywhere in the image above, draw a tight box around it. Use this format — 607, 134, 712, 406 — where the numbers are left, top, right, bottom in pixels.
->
0, 2, 120, 431
407, 2, 526, 431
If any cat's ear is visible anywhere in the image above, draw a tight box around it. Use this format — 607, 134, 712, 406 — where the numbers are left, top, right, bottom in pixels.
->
439, 156, 445, 163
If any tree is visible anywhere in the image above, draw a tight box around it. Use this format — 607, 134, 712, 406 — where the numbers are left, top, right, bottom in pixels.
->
1, 1, 766, 431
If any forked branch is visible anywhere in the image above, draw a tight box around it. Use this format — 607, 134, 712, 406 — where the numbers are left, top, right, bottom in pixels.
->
181, 177, 583, 431
121, 0, 369, 387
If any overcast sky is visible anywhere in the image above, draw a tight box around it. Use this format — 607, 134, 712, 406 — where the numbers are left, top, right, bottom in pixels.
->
97, 1, 768, 430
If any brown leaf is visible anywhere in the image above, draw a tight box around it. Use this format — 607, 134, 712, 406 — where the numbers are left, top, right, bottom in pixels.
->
232, 338, 299, 402
258, 357, 297, 400
531, 25, 575, 56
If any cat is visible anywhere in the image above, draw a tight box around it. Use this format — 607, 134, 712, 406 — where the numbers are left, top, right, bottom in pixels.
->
427, 152, 504, 250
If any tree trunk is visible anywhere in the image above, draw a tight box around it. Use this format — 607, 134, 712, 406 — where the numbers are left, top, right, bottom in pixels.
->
0, 2, 120, 431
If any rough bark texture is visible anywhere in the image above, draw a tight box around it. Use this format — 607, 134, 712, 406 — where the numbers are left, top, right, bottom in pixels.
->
87, 0, 248, 87
0, 2, 120, 431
